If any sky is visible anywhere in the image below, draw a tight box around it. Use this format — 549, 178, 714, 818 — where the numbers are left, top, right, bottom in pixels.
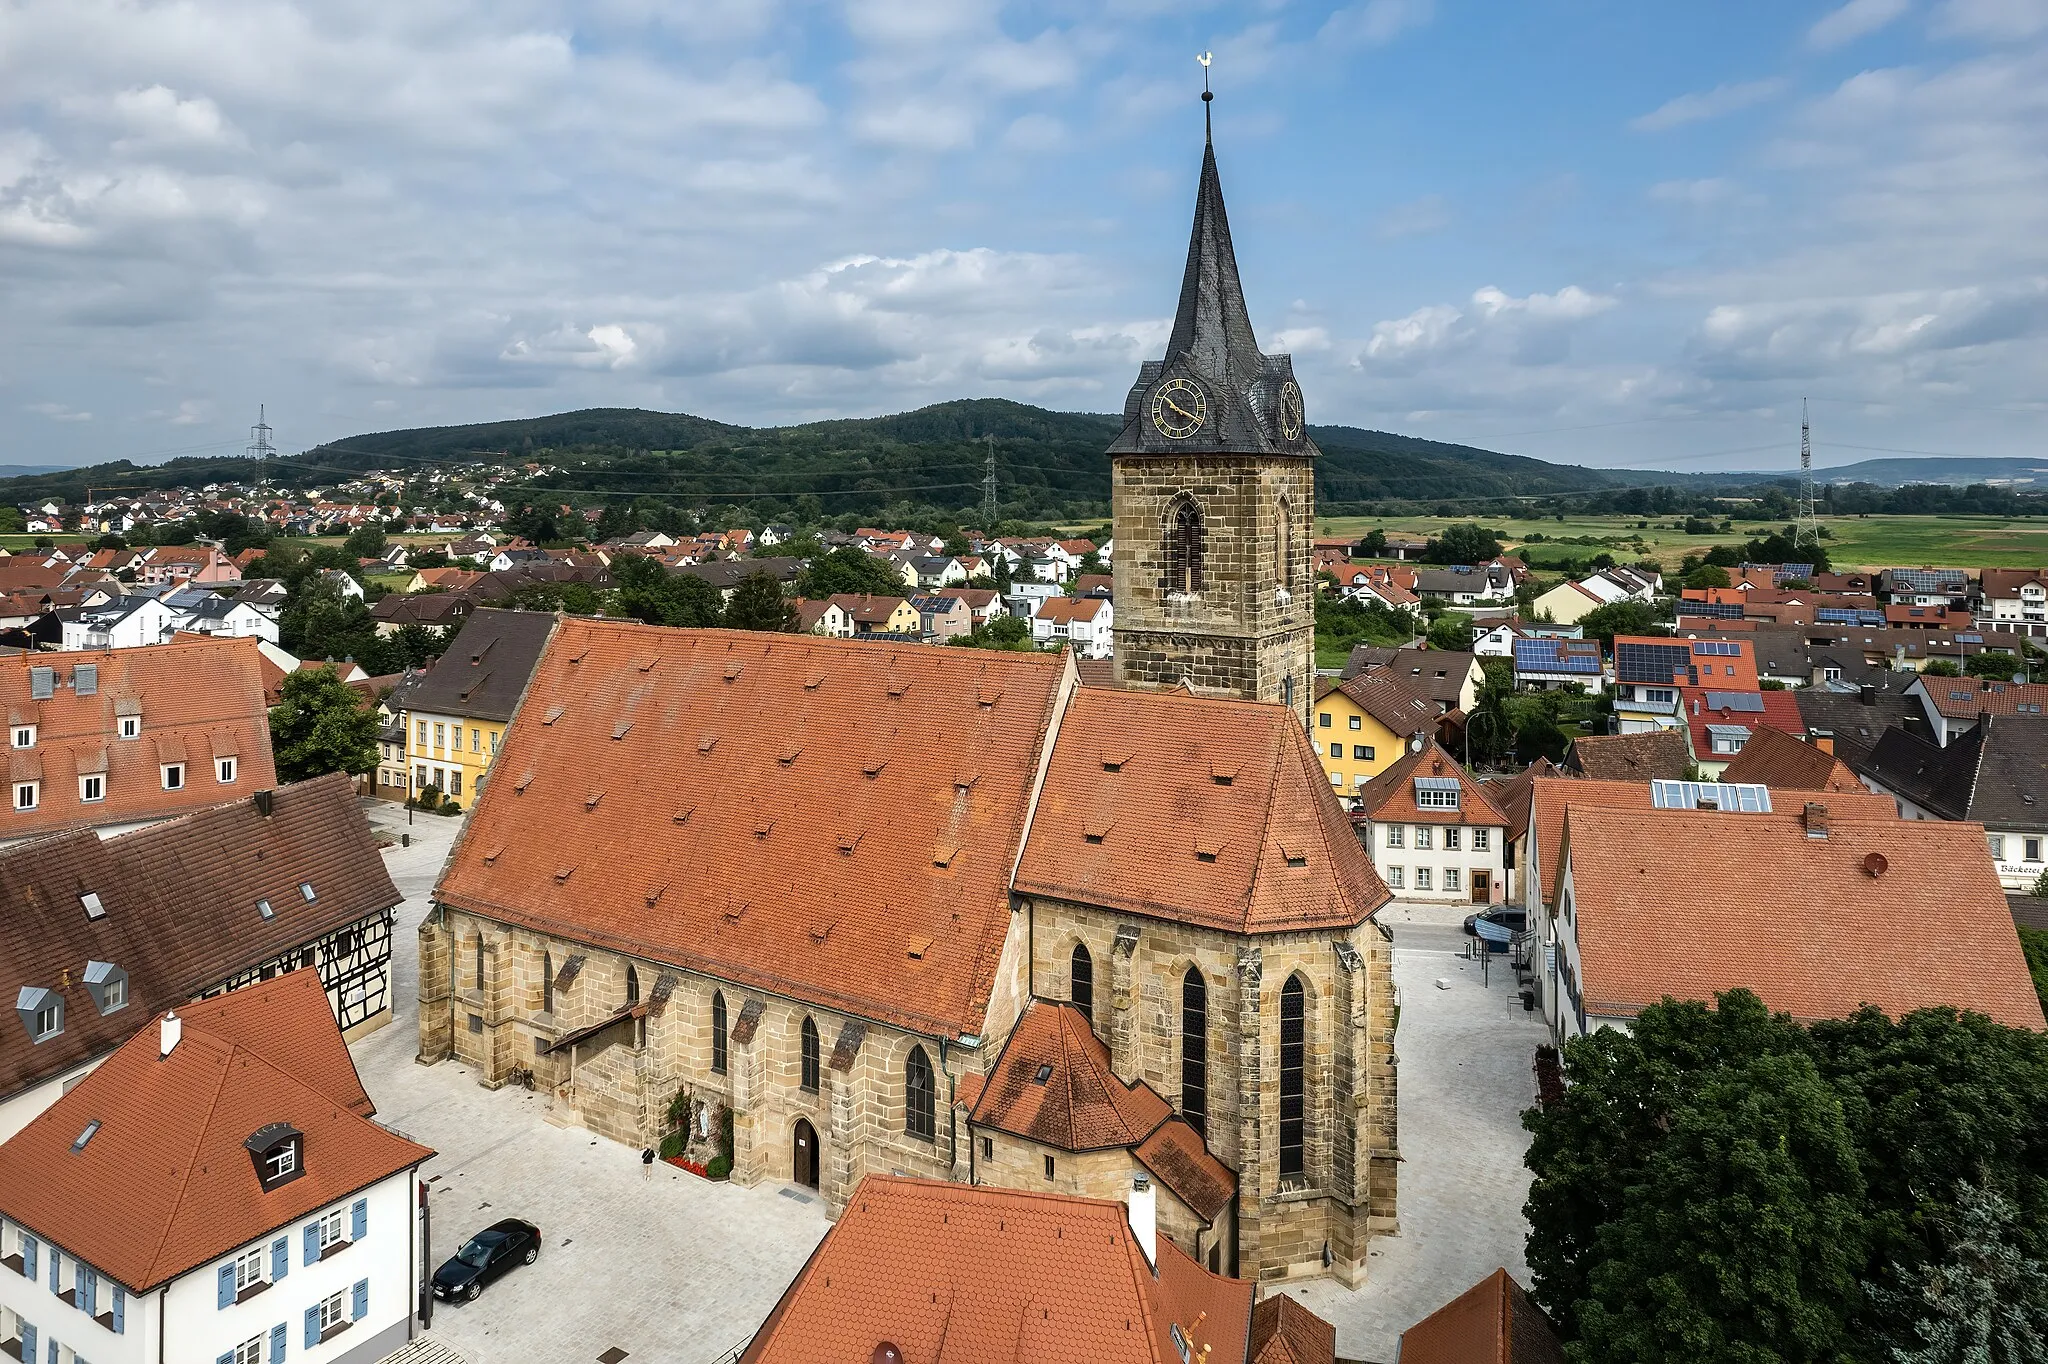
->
1, 0, 2045, 475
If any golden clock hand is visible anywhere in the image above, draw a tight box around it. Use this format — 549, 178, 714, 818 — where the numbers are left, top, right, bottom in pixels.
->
1164, 397, 1196, 423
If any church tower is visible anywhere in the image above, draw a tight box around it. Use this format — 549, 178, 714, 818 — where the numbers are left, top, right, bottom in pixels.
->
1110, 102, 1316, 726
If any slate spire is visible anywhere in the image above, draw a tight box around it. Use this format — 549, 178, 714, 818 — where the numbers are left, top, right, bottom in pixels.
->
1162, 133, 1267, 397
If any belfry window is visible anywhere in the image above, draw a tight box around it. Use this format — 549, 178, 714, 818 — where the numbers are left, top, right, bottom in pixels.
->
1071, 943, 1094, 1015
1166, 498, 1205, 596
1181, 966, 1208, 1137
1280, 975, 1306, 1176
906, 1045, 936, 1142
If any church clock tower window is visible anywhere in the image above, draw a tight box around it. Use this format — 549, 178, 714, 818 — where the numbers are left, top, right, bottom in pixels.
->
1166, 498, 1205, 596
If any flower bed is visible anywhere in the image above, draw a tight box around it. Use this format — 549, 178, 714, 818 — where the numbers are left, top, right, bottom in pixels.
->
665, 1155, 711, 1178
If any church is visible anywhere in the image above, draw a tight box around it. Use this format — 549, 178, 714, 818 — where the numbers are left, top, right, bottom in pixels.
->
415, 111, 1399, 1286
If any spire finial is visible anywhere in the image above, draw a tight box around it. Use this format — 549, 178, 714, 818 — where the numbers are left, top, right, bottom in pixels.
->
1197, 51, 1213, 143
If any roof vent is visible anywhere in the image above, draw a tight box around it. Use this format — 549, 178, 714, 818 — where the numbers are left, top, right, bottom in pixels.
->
159, 1010, 181, 1058
1864, 851, 1889, 878
253, 789, 273, 818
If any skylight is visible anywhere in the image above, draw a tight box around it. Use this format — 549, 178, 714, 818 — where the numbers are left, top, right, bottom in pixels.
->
71, 1120, 100, 1153
80, 892, 104, 920
256, 898, 274, 919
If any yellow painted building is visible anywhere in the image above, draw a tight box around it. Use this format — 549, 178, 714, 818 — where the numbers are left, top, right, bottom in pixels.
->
1312, 675, 1438, 798
398, 609, 558, 808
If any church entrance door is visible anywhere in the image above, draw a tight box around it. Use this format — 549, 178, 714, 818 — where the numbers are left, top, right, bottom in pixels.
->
793, 1118, 820, 1189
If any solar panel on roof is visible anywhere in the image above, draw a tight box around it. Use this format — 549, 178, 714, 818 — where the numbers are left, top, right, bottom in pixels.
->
1703, 691, 1765, 712
1816, 607, 1859, 624
1692, 641, 1740, 656
1615, 641, 1692, 683
1775, 564, 1813, 582
1958, 633, 1984, 644
1651, 780, 1772, 812
1678, 600, 1744, 620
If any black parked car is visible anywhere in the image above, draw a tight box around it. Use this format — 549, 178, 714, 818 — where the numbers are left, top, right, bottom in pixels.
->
1462, 906, 1528, 946
433, 1219, 540, 1302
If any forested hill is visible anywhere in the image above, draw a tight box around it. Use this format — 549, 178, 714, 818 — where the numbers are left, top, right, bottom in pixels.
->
0, 398, 1628, 519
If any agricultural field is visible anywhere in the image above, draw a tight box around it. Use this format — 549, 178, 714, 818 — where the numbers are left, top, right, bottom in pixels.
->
1315, 512, 2048, 572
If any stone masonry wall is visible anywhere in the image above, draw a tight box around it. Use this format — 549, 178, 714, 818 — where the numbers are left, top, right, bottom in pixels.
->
968, 1127, 1225, 1270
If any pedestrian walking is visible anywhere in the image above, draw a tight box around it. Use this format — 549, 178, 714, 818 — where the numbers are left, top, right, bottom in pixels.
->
641, 1147, 655, 1180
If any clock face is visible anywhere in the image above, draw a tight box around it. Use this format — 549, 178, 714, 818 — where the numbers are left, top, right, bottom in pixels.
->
1150, 377, 1207, 439
1277, 381, 1304, 441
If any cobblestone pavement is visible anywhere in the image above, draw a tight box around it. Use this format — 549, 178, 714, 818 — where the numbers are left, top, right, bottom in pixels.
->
1286, 914, 1550, 1363
352, 803, 828, 1364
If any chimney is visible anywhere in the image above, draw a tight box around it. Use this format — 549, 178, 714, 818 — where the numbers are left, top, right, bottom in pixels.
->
1127, 1175, 1158, 1269
1859, 684, 1876, 707
160, 1010, 182, 1058
253, 789, 273, 818
1802, 802, 1830, 839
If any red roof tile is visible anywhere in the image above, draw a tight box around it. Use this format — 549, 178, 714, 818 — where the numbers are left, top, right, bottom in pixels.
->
1016, 687, 1389, 934
1352, 740, 1511, 828
1563, 731, 1689, 782
0, 971, 432, 1292
741, 1176, 1252, 1364
1914, 674, 2048, 720
1398, 1269, 1564, 1364
1717, 725, 1865, 792
1563, 807, 2044, 1028
1249, 1294, 1337, 1364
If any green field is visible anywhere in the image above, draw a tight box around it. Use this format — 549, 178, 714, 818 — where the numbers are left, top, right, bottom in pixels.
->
1314, 512, 2048, 572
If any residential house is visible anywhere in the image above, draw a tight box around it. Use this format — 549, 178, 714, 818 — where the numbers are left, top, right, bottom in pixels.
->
1412, 565, 1515, 607
1980, 568, 2048, 639
909, 594, 972, 642
827, 593, 921, 636
674, 557, 803, 602
1681, 687, 1804, 777
1857, 716, 2048, 890
1511, 636, 1603, 692
419, 624, 1399, 1284
136, 545, 242, 587
1549, 802, 2040, 1040
1031, 596, 1114, 658
1398, 1269, 1564, 1364
404, 567, 482, 595
0, 971, 435, 1364
1072, 573, 1114, 599
1561, 731, 1689, 782
951, 588, 1005, 627
1879, 567, 1969, 610
738, 1176, 1271, 1364
399, 609, 556, 807
0, 640, 276, 845
1312, 674, 1440, 794
1794, 681, 1925, 769
1609, 636, 1757, 735
0, 774, 402, 1140
368, 593, 473, 637
373, 669, 430, 800
489, 548, 552, 573
58, 596, 178, 651
791, 599, 853, 638
1529, 580, 1606, 625
1352, 741, 1512, 903
960, 1000, 1237, 1267
1718, 725, 1865, 793
318, 570, 364, 602
174, 594, 280, 644
1905, 674, 2048, 746
1343, 646, 1483, 715
1343, 572, 1422, 615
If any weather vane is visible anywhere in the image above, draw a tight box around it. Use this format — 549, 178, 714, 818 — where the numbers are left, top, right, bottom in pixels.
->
1198, 51, 1214, 138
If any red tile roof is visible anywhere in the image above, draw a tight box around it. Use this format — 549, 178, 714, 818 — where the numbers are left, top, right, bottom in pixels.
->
0, 637, 276, 839
1563, 731, 1689, 782
1717, 725, 1864, 792
1352, 740, 1511, 828
0, 970, 432, 1292
436, 621, 1068, 1038
1398, 1269, 1564, 1364
1016, 687, 1389, 934
741, 1176, 1252, 1364
1913, 675, 2048, 720
1315, 673, 1439, 739
1681, 686, 1804, 758
1250, 1294, 1338, 1364
969, 1000, 1234, 1222
1562, 807, 2044, 1028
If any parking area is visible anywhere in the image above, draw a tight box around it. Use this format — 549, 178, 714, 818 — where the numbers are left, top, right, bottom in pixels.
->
349, 816, 1543, 1364
1287, 904, 1549, 1363
350, 804, 829, 1364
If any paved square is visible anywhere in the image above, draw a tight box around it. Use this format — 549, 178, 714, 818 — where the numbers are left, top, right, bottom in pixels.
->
351, 804, 828, 1364
350, 815, 1541, 1364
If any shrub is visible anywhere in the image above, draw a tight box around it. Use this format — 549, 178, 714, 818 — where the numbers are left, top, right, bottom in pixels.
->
706, 1154, 731, 1180
659, 1131, 684, 1161
439, 799, 461, 815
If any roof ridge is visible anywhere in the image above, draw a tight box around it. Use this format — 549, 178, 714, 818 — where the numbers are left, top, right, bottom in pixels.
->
1240, 718, 1288, 920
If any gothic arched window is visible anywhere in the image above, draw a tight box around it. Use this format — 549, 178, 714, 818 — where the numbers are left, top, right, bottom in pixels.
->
1276, 495, 1294, 594
1166, 498, 1205, 596
711, 991, 729, 1075
1182, 966, 1208, 1137
625, 963, 640, 1005
801, 1016, 821, 1092
906, 1045, 937, 1142
542, 951, 554, 1014
1280, 975, 1307, 1176
473, 936, 485, 991
1071, 943, 1094, 1015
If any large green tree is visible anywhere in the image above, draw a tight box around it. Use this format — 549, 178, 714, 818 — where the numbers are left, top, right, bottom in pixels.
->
723, 571, 795, 631
1425, 523, 1504, 564
797, 546, 908, 599
1578, 599, 1666, 646
611, 555, 721, 627
268, 666, 381, 783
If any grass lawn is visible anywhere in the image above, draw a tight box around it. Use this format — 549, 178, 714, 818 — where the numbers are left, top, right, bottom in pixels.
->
1314, 512, 2048, 572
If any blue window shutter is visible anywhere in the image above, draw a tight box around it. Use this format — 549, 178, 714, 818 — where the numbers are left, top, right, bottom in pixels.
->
218, 1353, 233, 1364
217, 1261, 235, 1309
302, 1222, 318, 1267
351, 1279, 367, 1321
303, 1305, 320, 1349
271, 1236, 289, 1281
18, 1323, 32, 1364
45, 1336, 55, 1364
82, 1266, 96, 1316
112, 1286, 125, 1334
22, 1235, 35, 1280
350, 1199, 366, 1242
270, 1321, 287, 1364
47, 1245, 59, 1293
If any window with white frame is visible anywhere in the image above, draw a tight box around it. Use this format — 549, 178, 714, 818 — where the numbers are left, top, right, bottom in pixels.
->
118, 715, 140, 739
1444, 868, 1461, 892
1385, 825, 1404, 848
232, 1246, 266, 1295
1415, 786, 1460, 810
1473, 828, 1490, 851
319, 1288, 349, 1332
31, 998, 61, 1039
2030, 838, 2044, 863
161, 764, 184, 791
13, 781, 36, 811
1990, 834, 2007, 858
10, 726, 32, 749
1414, 826, 1433, 850
316, 1209, 346, 1251
217, 757, 236, 784
232, 1335, 263, 1364
433, 723, 446, 751
99, 974, 125, 1013
1385, 866, 1404, 889
79, 774, 103, 803
1414, 867, 1432, 891
1444, 827, 1461, 850
266, 1142, 296, 1182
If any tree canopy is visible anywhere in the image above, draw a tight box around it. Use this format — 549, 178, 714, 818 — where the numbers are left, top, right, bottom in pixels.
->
268, 666, 381, 783
797, 546, 908, 600
1424, 522, 1504, 564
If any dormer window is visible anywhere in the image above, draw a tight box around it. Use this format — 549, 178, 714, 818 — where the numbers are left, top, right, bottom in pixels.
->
217, 757, 237, 784
13, 781, 37, 811
16, 986, 62, 1042
83, 961, 127, 1015
245, 1123, 304, 1191
162, 763, 184, 791
11, 726, 32, 749
119, 714, 140, 739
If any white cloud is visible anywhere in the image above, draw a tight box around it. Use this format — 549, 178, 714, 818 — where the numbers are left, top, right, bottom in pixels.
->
1630, 78, 1789, 132
1934, 0, 2048, 38
1317, 0, 1435, 47
1808, 0, 1912, 48
1375, 193, 1451, 239
26, 402, 91, 421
